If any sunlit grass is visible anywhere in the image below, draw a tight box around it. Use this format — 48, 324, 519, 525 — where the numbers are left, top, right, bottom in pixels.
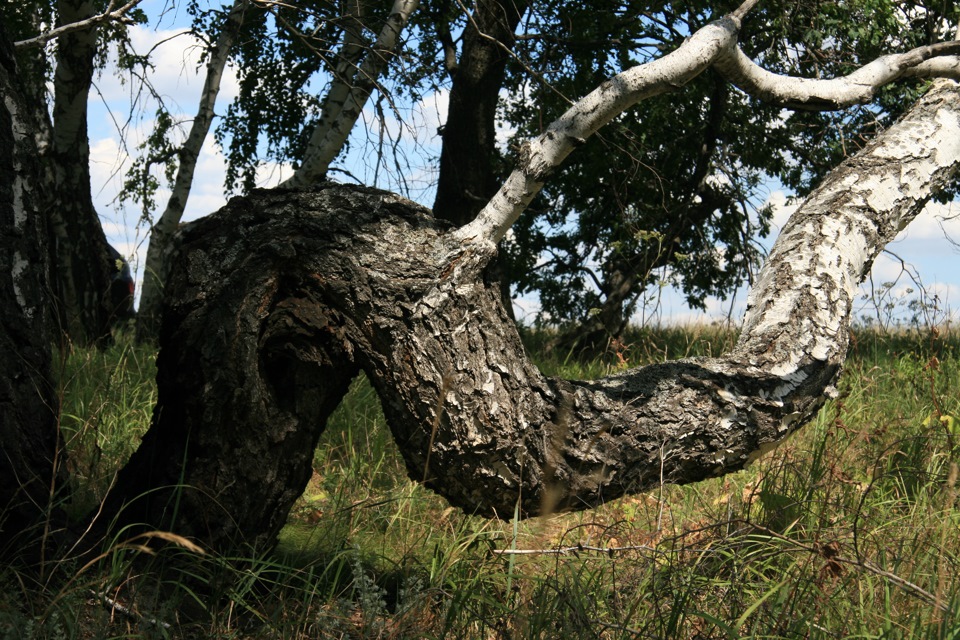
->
3, 324, 960, 638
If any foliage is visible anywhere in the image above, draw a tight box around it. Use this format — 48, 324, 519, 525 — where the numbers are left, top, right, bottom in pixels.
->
100, 0, 960, 335
4, 324, 960, 638
214, 0, 342, 194
501, 0, 960, 329
27, 0, 951, 337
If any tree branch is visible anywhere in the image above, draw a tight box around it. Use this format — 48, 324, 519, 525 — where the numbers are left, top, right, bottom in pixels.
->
279, 0, 420, 189
456, 4, 960, 247
454, 15, 742, 244
308, 0, 369, 136
713, 41, 960, 110
14, 0, 144, 49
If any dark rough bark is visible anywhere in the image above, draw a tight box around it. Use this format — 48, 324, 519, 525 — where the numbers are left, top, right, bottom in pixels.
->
99, 78, 960, 554
432, 0, 529, 319
433, 0, 528, 226
0, 27, 64, 556
47, 0, 115, 345
97, 189, 364, 550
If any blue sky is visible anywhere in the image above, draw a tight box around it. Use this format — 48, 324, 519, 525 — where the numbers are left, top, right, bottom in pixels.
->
86, 5, 960, 328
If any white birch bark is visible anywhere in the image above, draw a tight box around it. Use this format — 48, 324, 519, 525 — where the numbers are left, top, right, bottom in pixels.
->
713, 42, 960, 110
453, 15, 742, 244
455, 7, 960, 246
278, 0, 419, 189
736, 78, 960, 370
305, 0, 368, 154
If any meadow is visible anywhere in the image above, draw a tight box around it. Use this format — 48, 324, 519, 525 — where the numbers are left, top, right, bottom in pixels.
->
3, 322, 960, 639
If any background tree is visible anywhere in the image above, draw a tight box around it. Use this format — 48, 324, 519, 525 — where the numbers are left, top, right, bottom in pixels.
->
10, 0, 146, 345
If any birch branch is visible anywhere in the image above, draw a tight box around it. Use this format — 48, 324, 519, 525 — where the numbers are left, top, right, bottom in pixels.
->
279, 0, 420, 189
713, 41, 960, 110
15, 0, 144, 48
453, 14, 743, 244
457, 3, 960, 246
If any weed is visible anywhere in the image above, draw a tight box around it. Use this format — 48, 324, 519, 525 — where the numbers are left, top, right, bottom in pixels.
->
3, 326, 960, 638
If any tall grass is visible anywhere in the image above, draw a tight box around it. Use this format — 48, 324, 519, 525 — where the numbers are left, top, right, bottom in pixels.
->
2, 325, 959, 638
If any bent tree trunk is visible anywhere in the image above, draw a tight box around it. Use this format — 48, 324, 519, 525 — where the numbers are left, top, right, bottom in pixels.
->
99, 79, 960, 553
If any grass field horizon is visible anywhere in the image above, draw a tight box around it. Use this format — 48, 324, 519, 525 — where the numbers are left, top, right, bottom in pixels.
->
3, 320, 959, 638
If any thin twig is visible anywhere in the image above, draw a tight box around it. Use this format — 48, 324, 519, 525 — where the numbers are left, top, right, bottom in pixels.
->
15, 0, 145, 48
747, 523, 954, 615
491, 542, 660, 557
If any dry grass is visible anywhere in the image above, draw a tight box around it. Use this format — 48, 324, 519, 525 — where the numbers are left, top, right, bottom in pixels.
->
3, 324, 959, 638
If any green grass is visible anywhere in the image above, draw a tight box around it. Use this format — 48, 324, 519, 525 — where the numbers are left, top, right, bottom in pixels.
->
3, 325, 960, 638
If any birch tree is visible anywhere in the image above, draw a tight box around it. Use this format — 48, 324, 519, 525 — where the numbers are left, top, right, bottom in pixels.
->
0, 26, 65, 554
10, 0, 145, 345
92, 2, 960, 552
135, 0, 251, 340
133, 0, 421, 340
277, 0, 420, 188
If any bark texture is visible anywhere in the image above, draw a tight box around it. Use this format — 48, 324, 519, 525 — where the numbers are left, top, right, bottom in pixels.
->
100, 79, 960, 552
0, 27, 64, 554
47, 0, 115, 344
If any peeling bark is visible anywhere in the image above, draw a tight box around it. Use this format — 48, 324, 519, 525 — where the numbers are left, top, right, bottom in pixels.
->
99, 79, 960, 552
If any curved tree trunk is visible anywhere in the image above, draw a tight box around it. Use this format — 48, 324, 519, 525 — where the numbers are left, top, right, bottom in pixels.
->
97, 78, 960, 553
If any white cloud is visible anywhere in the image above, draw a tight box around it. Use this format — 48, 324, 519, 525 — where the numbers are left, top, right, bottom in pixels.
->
764, 189, 798, 233
893, 199, 960, 242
